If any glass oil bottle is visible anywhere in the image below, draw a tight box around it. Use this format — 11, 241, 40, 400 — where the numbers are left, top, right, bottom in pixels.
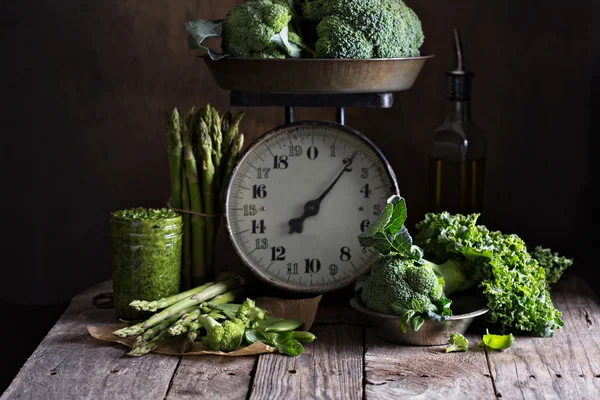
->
429, 29, 485, 214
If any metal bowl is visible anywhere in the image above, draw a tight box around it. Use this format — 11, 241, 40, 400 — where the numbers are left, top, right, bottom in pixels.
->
202, 55, 434, 94
350, 296, 489, 346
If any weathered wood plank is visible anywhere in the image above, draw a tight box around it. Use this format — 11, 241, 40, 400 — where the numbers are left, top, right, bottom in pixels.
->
364, 330, 495, 399
249, 325, 363, 400
314, 303, 370, 326
1, 281, 181, 400
313, 289, 370, 326
486, 288, 600, 400
165, 355, 256, 400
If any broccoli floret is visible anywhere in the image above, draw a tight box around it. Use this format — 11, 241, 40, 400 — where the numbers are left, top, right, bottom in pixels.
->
315, 16, 373, 59
360, 254, 465, 315
222, 0, 307, 59
253, 47, 287, 59
235, 298, 256, 324
445, 333, 468, 353
235, 298, 267, 328
531, 246, 574, 286
303, 0, 424, 58
197, 315, 245, 352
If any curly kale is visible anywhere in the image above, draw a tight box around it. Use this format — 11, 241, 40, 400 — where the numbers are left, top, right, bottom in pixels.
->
531, 246, 574, 286
414, 212, 570, 337
302, 0, 424, 58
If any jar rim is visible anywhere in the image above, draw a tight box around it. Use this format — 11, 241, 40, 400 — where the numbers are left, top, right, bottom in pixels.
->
110, 232, 183, 239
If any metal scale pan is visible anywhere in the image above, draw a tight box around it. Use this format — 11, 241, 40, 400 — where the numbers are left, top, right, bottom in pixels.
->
202, 54, 434, 94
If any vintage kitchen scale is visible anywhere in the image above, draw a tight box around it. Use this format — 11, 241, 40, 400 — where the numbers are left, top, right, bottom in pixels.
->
203, 55, 433, 294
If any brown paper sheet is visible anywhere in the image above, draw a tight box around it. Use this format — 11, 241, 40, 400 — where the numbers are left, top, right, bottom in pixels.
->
88, 295, 322, 356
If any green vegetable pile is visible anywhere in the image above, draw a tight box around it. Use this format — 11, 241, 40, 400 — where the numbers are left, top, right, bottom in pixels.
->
357, 195, 574, 337
163, 105, 244, 289
185, 0, 424, 60
113, 273, 315, 357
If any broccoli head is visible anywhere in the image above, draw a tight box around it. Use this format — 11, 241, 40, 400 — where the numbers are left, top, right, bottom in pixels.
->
303, 0, 424, 58
197, 315, 245, 352
222, 0, 307, 59
360, 255, 444, 314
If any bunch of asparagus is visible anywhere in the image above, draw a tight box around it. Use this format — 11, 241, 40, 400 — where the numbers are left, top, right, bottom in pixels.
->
112, 274, 316, 357
163, 105, 245, 289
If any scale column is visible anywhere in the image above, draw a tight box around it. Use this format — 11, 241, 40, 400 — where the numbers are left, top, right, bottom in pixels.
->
285, 106, 295, 124
337, 107, 346, 125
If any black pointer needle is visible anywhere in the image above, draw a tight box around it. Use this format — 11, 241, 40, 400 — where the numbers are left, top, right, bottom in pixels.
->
288, 151, 358, 234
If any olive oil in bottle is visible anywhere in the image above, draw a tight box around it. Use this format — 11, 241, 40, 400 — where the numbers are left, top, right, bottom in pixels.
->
429, 29, 485, 215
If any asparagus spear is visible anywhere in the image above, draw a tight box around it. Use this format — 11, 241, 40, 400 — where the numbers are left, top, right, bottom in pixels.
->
206, 288, 242, 307
180, 164, 192, 290
181, 109, 206, 287
113, 306, 192, 338
168, 309, 223, 336
128, 321, 177, 357
169, 309, 202, 336
221, 111, 232, 141
162, 108, 191, 289
168, 289, 240, 336
164, 108, 183, 209
140, 276, 246, 330
134, 311, 187, 346
186, 106, 198, 149
208, 105, 223, 172
200, 105, 212, 140
222, 111, 244, 157
129, 281, 214, 312
181, 329, 199, 353
199, 120, 217, 281
217, 133, 245, 213
218, 111, 243, 198
112, 322, 146, 338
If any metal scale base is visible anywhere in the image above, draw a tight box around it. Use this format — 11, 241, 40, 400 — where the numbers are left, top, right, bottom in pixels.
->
230, 91, 395, 125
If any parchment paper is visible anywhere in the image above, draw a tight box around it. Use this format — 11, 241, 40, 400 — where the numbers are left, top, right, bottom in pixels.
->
88, 295, 322, 356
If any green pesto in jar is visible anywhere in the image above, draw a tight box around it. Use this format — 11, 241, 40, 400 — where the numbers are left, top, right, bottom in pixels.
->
110, 207, 182, 321
110, 207, 182, 236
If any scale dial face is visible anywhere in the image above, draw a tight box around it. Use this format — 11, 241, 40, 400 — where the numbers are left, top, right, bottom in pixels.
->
225, 121, 398, 293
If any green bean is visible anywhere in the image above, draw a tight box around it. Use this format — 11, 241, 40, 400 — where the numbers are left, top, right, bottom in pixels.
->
293, 331, 317, 343
264, 318, 303, 333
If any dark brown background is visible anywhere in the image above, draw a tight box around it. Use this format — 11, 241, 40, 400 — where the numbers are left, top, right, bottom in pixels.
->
1, 0, 598, 391
1, 1, 597, 304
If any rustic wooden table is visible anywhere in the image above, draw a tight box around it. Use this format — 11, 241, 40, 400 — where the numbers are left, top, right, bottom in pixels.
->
2, 276, 599, 400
